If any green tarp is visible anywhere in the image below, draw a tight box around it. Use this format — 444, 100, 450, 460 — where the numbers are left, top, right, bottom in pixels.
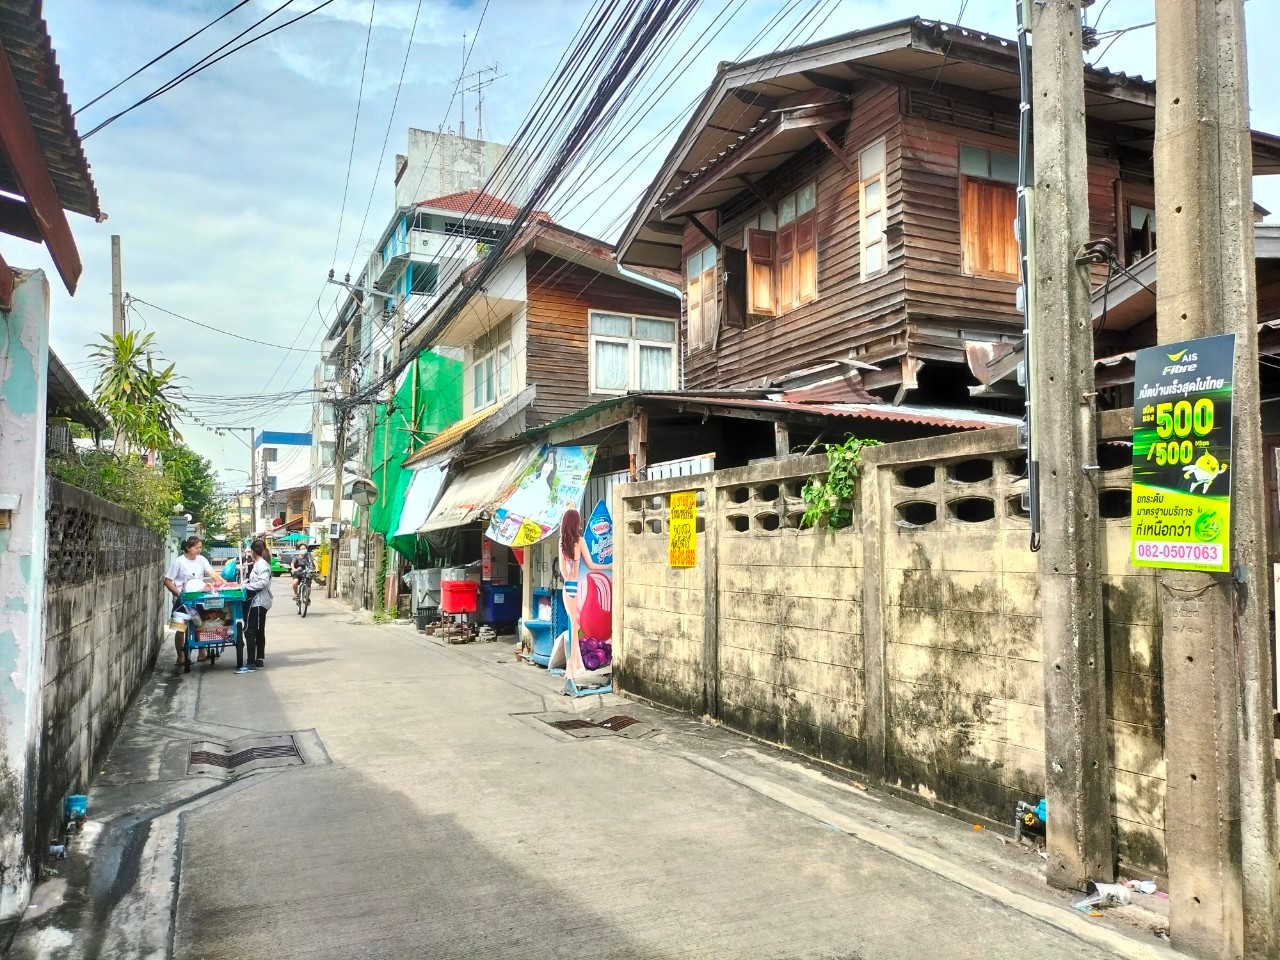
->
368, 351, 462, 557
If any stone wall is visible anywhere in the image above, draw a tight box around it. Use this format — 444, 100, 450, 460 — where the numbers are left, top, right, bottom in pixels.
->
38, 479, 169, 849
613, 411, 1168, 876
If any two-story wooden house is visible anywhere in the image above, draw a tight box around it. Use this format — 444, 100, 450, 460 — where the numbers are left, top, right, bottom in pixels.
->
399, 219, 681, 466
615, 17, 1280, 407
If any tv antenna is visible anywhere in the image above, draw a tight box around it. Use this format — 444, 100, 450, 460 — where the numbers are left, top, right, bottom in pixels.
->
460, 58, 503, 140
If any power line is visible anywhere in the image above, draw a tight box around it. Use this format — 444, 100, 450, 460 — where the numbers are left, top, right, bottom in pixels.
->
129, 298, 322, 353
83, 0, 342, 140
75, 0, 256, 116
331, 0, 380, 266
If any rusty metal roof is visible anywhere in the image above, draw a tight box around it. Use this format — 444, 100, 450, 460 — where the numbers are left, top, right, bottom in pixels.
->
647, 394, 1020, 430
0, 0, 100, 219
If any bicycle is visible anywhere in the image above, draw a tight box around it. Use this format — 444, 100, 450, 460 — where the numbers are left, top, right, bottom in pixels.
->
296, 572, 312, 618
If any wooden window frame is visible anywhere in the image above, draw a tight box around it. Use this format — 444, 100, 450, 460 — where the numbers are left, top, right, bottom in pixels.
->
743, 181, 819, 317
859, 139, 888, 281
685, 245, 718, 351
588, 311, 678, 395
958, 143, 1020, 281
470, 340, 512, 412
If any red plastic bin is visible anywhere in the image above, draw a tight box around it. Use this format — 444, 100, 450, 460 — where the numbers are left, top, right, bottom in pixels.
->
441, 580, 479, 614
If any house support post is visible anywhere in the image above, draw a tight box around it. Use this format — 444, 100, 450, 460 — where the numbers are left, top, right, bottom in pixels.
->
1030, 0, 1112, 892
628, 411, 648, 481
1154, 2, 1279, 956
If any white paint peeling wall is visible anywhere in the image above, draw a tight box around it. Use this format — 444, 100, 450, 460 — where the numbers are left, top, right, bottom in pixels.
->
0, 270, 51, 932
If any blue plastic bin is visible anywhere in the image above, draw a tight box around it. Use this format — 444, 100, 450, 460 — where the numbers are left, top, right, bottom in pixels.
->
482, 584, 520, 625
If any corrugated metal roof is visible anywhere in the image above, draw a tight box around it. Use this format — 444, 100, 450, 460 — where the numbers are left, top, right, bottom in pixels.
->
659, 395, 1020, 430
0, 0, 99, 219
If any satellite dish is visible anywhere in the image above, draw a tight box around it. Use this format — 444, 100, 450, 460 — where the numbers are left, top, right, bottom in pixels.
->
351, 478, 379, 507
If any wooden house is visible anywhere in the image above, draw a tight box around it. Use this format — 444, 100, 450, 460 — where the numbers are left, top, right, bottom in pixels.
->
615, 17, 1280, 407
399, 220, 681, 466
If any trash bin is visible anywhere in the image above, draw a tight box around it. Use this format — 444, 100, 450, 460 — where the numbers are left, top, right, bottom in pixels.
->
481, 584, 519, 626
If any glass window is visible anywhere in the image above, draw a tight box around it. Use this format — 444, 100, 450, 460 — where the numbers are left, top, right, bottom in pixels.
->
639, 345, 674, 390
778, 193, 797, 226
863, 178, 883, 214
262, 448, 277, 463
960, 144, 988, 177
865, 242, 884, 275
991, 150, 1019, 184
497, 343, 512, 397
1130, 205, 1156, 231
860, 140, 886, 177
796, 182, 816, 216
635, 318, 676, 342
593, 340, 630, 392
589, 313, 633, 337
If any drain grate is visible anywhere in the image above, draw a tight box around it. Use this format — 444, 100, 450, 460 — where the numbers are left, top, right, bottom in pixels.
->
598, 715, 641, 731
548, 719, 599, 732
184, 734, 307, 777
189, 743, 300, 769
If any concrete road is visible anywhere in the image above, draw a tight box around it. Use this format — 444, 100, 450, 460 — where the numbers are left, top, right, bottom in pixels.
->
14, 596, 1183, 960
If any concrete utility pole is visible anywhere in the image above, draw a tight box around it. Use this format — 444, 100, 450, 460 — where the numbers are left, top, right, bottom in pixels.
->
1029, 0, 1112, 891
110, 235, 125, 336
1153, 2, 1279, 956
328, 324, 354, 600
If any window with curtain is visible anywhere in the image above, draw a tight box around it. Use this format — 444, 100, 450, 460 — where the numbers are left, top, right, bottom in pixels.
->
589, 312, 677, 394
959, 144, 1019, 279
744, 181, 818, 317
471, 341, 512, 411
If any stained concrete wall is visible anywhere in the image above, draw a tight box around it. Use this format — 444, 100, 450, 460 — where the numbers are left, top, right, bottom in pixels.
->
38, 480, 169, 854
0, 271, 51, 935
615, 412, 1168, 876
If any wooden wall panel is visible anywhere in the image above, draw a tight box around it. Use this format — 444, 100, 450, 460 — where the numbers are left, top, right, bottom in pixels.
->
681, 82, 909, 391
524, 250, 679, 426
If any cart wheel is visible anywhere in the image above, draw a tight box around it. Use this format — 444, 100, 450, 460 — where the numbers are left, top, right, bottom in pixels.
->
183, 636, 193, 674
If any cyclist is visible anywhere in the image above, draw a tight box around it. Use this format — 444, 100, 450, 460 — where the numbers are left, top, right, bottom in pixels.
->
290, 544, 315, 602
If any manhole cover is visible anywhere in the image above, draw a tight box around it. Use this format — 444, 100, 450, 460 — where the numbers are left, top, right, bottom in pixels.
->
186, 735, 305, 777
598, 715, 640, 731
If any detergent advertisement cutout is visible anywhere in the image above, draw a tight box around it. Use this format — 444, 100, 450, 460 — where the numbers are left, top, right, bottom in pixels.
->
1130, 334, 1235, 572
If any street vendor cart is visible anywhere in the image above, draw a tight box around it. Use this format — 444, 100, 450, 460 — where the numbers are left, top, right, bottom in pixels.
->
176, 584, 247, 673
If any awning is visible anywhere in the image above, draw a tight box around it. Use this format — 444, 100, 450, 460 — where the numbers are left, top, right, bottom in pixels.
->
486, 445, 598, 547
395, 463, 450, 539
419, 446, 539, 533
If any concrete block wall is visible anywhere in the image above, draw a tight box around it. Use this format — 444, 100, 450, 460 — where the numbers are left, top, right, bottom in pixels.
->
615, 487, 708, 714
615, 417, 1168, 877
39, 479, 168, 849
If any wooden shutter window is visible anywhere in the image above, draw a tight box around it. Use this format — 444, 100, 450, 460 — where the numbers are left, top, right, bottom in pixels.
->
686, 273, 703, 348
777, 223, 796, 313
701, 265, 717, 342
747, 228, 777, 316
795, 211, 817, 305
961, 178, 1019, 278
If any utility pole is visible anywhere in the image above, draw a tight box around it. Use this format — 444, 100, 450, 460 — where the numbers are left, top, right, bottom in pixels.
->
1028, 0, 1111, 891
1153, 2, 1279, 956
328, 324, 355, 600
213, 426, 257, 537
110, 235, 125, 336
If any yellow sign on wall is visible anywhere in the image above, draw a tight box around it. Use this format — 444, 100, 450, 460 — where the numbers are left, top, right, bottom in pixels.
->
669, 491, 697, 568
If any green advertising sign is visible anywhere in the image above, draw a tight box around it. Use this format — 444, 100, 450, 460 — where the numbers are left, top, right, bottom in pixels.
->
1131, 334, 1236, 572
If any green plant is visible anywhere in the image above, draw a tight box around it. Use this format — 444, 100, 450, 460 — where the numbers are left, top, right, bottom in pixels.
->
372, 610, 396, 625
800, 436, 879, 530
89, 331, 187, 454
47, 449, 181, 534
163, 444, 220, 531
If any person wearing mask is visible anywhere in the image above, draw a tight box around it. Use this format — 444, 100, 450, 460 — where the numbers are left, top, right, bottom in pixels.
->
164, 536, 224, 668
290, 543, 315, 601
239, 538, 274, 674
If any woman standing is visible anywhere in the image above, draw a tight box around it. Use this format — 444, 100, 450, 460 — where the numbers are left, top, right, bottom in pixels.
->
164, 535, 224, 668
558, 508, 610, 679
240, 538, 274, 674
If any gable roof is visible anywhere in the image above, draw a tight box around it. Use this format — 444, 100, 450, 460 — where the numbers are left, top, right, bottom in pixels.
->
416, 189, 552, 223
616, 16, 1280, 271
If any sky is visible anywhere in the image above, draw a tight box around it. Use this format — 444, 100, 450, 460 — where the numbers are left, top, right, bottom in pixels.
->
6, 0, 1280, 487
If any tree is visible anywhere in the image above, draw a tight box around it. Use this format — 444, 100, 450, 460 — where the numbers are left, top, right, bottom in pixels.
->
90, 331, 187, 453
163, 444, 220, 531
